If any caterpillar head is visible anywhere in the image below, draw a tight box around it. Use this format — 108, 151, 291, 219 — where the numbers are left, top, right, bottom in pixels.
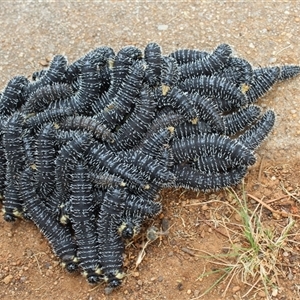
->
61, 255, 79, 273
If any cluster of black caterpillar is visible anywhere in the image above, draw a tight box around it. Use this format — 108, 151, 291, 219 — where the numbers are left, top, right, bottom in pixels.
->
0, 42, 299, 290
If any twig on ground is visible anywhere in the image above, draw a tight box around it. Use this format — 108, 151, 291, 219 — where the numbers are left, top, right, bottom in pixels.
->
265, 195, 289, 204
258, 155, 265, 182
247, 193, 300, 219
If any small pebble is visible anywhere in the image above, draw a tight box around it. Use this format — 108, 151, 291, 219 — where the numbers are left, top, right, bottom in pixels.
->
272, 288, 278, 297
177, 282, 183, 291
201, 204, 209, 211
161, 218, 169, 232
234, 213, 242, 222
137, 280, 143, 286
132, 271, 139, 278
258, 291, 266, 298
232, 286, 240, 293
187, 289, 191, 295
2, 275, 13, 284
157, 24, 168, 30
39, 60, 49, 67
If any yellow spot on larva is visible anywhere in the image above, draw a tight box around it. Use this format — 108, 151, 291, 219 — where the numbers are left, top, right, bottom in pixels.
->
162, 84, 170, 96
167, 126, 175, 134
241, 83, 250, 94
191, 117, 198, 125
30, 163, 38, 170
108, 59, 114, 69
53, 122, 60, 129
116, 271, 126, 279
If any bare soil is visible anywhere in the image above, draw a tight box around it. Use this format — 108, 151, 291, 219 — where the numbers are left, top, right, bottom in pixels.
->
1, 2, 300, 300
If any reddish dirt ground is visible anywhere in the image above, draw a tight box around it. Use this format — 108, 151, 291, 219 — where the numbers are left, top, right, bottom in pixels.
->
1, 2, 300, 300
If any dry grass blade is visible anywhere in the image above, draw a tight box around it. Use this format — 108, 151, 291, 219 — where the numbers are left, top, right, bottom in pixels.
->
192, 183, 296, 299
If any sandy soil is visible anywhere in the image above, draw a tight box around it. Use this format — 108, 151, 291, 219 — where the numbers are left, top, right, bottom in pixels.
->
0, 2, 300, 300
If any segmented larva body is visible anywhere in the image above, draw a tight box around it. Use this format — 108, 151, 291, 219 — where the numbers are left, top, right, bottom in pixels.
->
22, 83, 74, 114
110, 46, 143, 95
19, 167, 78, 272
69, 60, 101, 115
119, 192, 162, 239
36, 124, 57, 198
45, 61, 99, 114
237, 110, 276, 151
172, 164, 248, 191
69, 163, 101, 284
0, 137, 6, 197
223, 105, 261, 136
55, 133, 92, 198
24, 107, 73, 129
85, 142, 148, 189
2, 182, 23, 222
157, 86, 198, 122
0, 76, 29, 116
123, 150, 175, 186
149, 109, 184, 134
2, 112, 26, 171
98, 213, 125, 288
65, 46, 115, 84
97, 63, 111, 95
99, 60, 145, 129
173, 120, 213, 139
277, 65, 300, 81
97, 188, 126, 288
192, 155, 235, 173
160, 56, 179, 95
27, 55, 68, 94
32, 69, 47, 81
190, 92, 224, 133
171, 133, 256, 167
59, 115, 113, 142
111, 86, 157, 151
179, 75, 247, 111
53, 129, 80, 146
87, 46, 115, 70
91, 46, 142, 114
137, 126, 174, 158
179, 43, 232, 79
169, 48, 208, 65
144, 42, 162, 86
215, 57, 253, 89
22, 131, 36, 167
246, 66, 280, 104
90, 171, 126, 189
